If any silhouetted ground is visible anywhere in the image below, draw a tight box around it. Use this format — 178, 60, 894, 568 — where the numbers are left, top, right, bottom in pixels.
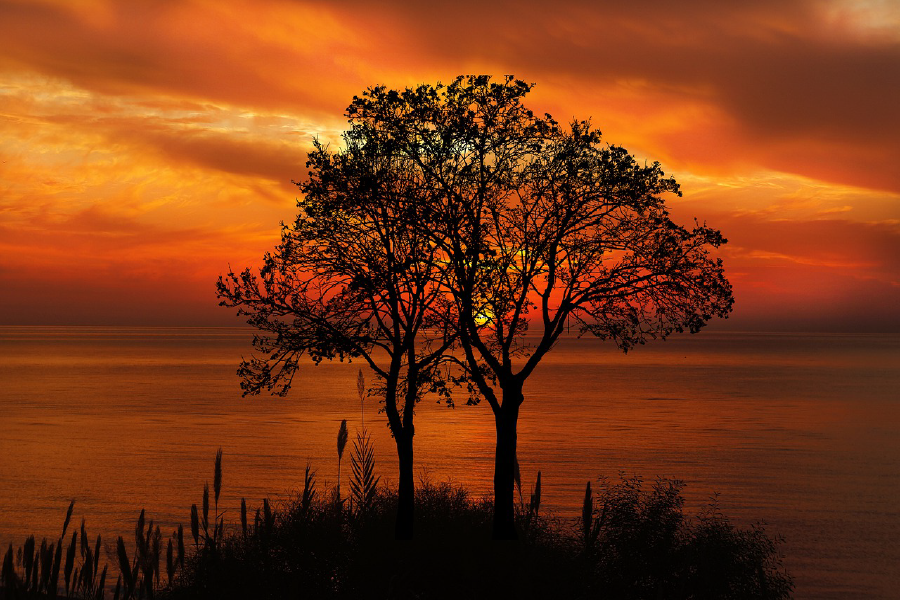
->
167, 477, 792, 600
2, 474, 792, 600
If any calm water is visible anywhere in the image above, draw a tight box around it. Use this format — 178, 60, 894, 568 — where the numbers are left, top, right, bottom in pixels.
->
0, 327, 898, 598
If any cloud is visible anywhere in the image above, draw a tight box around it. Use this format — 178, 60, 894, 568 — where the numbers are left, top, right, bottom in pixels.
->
2, 0, 896, 191
706, 214, 900, 331
1, 75, 315, 185
318, 0, 900, 192
0, 263, 238, 326
0, 203, 276, 326
0, 0, 364, 117
1, 0, 898, 328
716, 214, 900, 281
92, 117, 309, 184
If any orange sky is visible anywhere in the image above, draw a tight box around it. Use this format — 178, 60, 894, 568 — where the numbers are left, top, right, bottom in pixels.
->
1, 0, 898, 330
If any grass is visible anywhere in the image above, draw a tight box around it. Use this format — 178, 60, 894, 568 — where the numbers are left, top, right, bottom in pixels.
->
1, 453, 793, 600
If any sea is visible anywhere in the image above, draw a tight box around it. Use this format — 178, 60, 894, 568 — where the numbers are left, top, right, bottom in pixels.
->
0, 327, 897, 598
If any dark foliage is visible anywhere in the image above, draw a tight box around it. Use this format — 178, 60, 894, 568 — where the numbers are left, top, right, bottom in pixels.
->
0, 455, 791, 600
163, 476, 791, 600
342, 75, 735, 537
216, 90, 465, 539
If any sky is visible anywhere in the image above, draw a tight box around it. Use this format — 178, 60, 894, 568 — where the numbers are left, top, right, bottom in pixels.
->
1, 0, 898, 331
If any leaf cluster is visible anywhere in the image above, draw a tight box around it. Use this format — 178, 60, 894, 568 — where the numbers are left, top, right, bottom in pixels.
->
338, 75, 734, 410
217, 74, 734, 417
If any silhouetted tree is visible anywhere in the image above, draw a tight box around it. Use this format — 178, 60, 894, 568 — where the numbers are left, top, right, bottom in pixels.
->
347, 75, 734, 538
217, 126, 457, 539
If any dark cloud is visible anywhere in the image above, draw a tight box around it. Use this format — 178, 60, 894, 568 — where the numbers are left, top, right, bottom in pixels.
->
139, 126, 308, 184
1, 0, 896, 191
714, 214, 900, 281
0, 0, 355, 116
328, 0, 900, 191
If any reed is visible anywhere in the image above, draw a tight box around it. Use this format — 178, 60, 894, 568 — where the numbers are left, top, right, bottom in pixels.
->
116, 535, 133, 598
513, 456, 522, 506
62, 500, 75, 540
348, 429, 379, 517
336, 420, 349, 504
189, 505, 199, 549
239, 499, 247, 539
176, 525, 184, 571
64, 530, 76, 595
214, 448, 223, 509
357, 368, 365, 428
529, 471, 542, 517
262, 498, 273, 536
300, 463, 316, 516
581, 480, 601, 550
186, 451, 227, 557
215, 449, 224, 541
516, 470, 543, 539
49, 536, 62, 595
0, 502, 120, 600
1, 545, 13, 594
201, 485, 209, 539
165, 539, 174, 588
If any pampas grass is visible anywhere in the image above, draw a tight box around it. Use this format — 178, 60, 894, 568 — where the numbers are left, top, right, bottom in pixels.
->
349, 429, 379, 517
301, 463, 316, 516
336, 419, 349, 504
0, 503, 116, 599
357, 369, 366, 428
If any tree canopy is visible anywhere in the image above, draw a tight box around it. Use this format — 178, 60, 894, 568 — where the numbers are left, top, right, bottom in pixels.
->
345, 75, 734, 537
220, 74, 734, 540
217, 122, 458, 539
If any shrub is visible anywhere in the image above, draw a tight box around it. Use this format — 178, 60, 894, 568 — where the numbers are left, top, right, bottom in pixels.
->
0, 457, 792, 600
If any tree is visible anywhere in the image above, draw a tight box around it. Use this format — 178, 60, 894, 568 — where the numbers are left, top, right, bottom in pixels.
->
216, 125, 457, 539
347, 75, 734, 538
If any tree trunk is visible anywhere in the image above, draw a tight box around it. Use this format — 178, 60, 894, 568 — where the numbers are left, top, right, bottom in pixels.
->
395, 430, 415, 540
492, 387, 521, 540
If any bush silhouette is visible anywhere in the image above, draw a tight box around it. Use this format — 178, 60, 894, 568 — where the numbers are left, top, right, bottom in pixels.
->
166, 473, 791, 600
0, 456, 791, 600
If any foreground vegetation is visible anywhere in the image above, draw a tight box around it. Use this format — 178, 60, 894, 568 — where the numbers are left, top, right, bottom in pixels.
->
1, 453, 792, 600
